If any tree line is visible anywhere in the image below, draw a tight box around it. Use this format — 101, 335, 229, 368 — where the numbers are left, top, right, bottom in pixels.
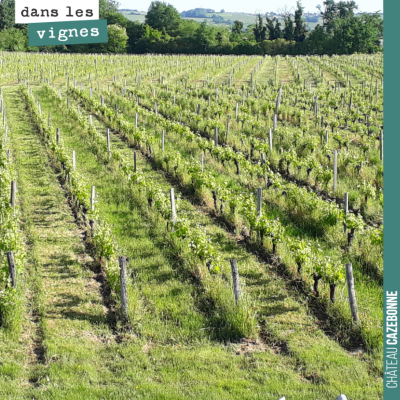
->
0, 0, 383, 55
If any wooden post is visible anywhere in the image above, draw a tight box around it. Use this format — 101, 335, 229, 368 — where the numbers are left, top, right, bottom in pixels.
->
257, 188, 262, 216
48, 112, 51, 127
154, 101, 158, 116
200, 153, 204, 170
7, 251, 17, 288
343, 192, 348, 233
89, 115, 93, 125
72, 150, 76, 170
380, 130, 383, 161
325, 130, 328, 145
56, 128, 60, 145
333, 150, 338, 192
275, 86, 282, 115
91, 186, 95, 211
134, 151, 137, 173
214, 127, 218, 146
197, 104, 201, 115
226, 115, 230, 141
273, 114, 277, 131
119, 256, 129, 322
345, 263, 359, 323
268, 129, 273, 152
170, 188, 177, 225
10, 180, 16, 212
161, 130, 165, 152
107, 129, 111, 157
230, 260, 241, 304
235, 102, 239, 121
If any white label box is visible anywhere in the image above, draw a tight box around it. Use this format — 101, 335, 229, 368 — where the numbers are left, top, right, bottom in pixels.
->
15, 0, 99, 23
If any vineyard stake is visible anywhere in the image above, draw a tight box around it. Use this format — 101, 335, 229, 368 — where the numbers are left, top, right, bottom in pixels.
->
200, 153, 204, 170
107, 129, 111, 158
170, 188, 177, 226
380, 130, 383, 161
91, 186, 95, 211
344, 192, 349, 233
268, 129, 273, 152
333, 150, 338, 192
7, 251, 17, 288
161, 130, 165, 152
119, 256, 129, 322
214, 127, 218, 146
345, 263, 360, 323
72, 150, 76, 170
257, 188, 262, 216
134, 151, 137, 172
235, 103, 238, 121
230, 260, 241, 304
56, 128, 60, 145
10, 180, 16, 213
226, 115, 230, 142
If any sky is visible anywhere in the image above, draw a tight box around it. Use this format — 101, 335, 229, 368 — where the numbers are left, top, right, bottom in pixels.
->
118, 0, 383, 14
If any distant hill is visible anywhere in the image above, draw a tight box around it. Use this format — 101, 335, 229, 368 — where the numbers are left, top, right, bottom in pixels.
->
119, 10, 322, 29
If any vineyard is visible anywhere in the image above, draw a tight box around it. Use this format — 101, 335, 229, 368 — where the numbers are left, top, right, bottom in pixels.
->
0, 52, 383, 399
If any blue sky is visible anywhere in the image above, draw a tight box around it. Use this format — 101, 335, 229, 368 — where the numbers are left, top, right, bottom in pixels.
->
118, 0, 383, 14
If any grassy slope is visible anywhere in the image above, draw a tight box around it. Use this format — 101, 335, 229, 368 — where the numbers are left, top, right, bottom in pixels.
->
33, 83, 383, 399
0, 85, 348, 400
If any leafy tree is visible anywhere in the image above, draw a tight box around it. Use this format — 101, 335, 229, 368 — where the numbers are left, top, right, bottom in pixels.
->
104, 24, 128, 53
283, 15, 294, 41
253, 14, 267, 42
179, 19, 199, 37
216, 32, 223, 44
0, 0, 14, 31
145, 1, 181, 36
195, 22, 214, 51
220, 9, 225, 13
99, 0, 120, 16
231, 20, 243, 35
0, 27, 28, 51
294, 1, 307, 42
317, 0, 357, 34
230, 20, 243, 42
126, 21, 146, 52
266, 17, 282, 40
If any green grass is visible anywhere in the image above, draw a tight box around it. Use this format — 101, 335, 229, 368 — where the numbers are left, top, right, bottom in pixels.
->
25, 83, 384, 398
0, 51, 383, 398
